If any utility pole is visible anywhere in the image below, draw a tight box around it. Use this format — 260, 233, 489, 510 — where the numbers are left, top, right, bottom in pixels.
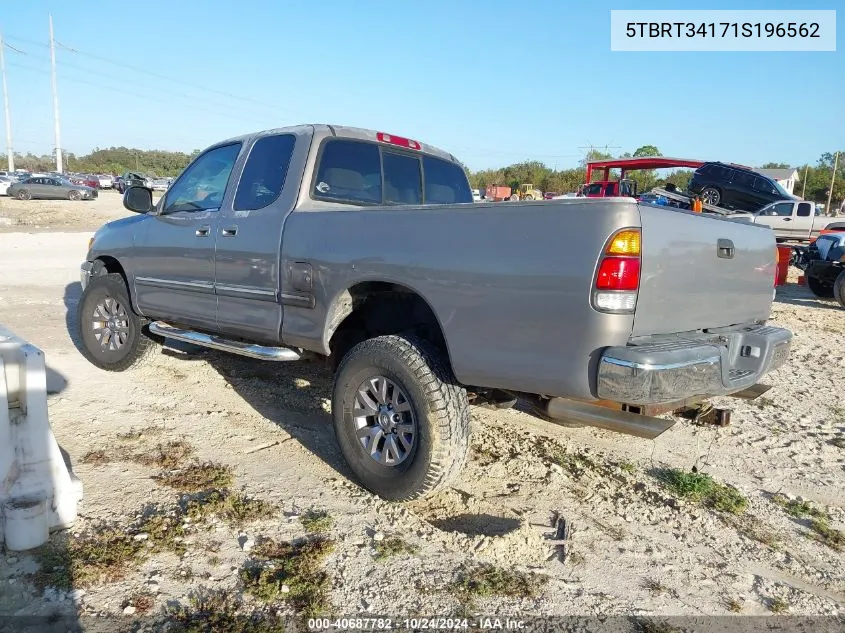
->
0, 32, 13, 171
49, 14, 63, 173
825, 152, 838, 216
801, 164, 808, 199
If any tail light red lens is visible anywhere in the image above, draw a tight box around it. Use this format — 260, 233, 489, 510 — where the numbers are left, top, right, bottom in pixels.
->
596, 256, 640, 291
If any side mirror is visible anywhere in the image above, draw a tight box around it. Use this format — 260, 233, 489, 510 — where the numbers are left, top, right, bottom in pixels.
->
123, 185, 153, 214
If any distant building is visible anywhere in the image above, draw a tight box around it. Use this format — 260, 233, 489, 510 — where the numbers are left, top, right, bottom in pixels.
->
754, 167, 801, 195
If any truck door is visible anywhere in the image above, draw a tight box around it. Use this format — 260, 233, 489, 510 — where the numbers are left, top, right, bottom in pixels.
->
131, 142, 242, 330
214, 132, 301, 343
794, 201, 814, 238
754, 201, 795, 238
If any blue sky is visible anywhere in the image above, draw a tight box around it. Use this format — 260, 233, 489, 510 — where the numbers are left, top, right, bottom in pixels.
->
2, 0, 842, 171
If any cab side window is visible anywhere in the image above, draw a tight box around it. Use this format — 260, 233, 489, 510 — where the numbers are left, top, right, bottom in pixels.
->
163, 143, 241, 213
770, 202, 793, 216
797, 202, 812, 217
234, 134, 296, 211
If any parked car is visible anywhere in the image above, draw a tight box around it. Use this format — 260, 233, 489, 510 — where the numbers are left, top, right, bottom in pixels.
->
687, 162, 796, 212
739, 200, 845, 242
0, 176, 13, 196
8, 176, 98, 201
150, 178, 171, 191
77, 123, 792, 502
793, 232, 845, 305
543, 192, 558, 200
116, 172, 151, 193
97, 174, 114, 189
70, 174, 100, 190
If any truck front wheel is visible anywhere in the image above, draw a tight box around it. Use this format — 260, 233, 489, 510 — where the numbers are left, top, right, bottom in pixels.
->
77, 273, 157, 371
807, 274, 834, 298
332, 334, 470, 501
834, 270, 845, 309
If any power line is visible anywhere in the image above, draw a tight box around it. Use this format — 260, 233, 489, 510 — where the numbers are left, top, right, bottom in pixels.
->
4, 32, 311, 119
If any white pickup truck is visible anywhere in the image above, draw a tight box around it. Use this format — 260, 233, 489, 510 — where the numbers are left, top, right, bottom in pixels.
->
740, 200, 845, 241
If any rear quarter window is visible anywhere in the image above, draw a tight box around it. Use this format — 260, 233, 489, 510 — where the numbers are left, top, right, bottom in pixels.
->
313, 139, 381, 204
423, 156, 472, 204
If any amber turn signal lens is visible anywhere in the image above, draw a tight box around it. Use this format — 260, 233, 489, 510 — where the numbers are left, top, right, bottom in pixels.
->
606, 229, 641, 256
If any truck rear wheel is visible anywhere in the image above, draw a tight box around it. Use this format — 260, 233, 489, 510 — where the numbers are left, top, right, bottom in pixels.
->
77, 273, 157, 371
332, 334, 470, 501
807, 275, 834, 298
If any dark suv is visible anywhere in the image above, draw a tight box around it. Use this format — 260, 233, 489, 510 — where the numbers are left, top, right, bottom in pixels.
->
688, 162, 794, 211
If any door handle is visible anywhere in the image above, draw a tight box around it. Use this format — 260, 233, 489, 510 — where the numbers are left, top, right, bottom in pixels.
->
195, 225, 210, 237
717, 238, 735, 259
221, 226, 238, 237
783, 218, 791, 221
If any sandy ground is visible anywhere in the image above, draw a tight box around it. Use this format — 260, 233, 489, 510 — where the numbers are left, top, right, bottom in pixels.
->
0, 211, 843, 626
0, 190, 152, 232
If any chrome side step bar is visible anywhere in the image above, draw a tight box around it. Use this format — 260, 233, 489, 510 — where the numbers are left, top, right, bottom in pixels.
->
543, 397, 676, 439
147, 322, 301, 361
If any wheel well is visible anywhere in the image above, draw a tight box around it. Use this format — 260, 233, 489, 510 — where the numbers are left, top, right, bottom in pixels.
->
92, 256, 129, 289
327, 282, 452, 371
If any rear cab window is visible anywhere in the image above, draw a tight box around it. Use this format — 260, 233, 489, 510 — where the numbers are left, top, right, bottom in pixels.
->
312, 138, 471, 206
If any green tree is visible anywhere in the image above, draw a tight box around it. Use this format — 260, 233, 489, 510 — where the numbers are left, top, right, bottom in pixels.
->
632, 145, 661, 157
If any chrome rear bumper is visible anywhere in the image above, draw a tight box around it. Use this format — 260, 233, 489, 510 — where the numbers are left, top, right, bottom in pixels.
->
597, 325, 792, 405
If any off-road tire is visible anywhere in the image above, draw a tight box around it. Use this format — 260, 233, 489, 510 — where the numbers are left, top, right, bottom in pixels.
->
77, 273, 157, 371
700, 187, 721, 206
332, 334, 470, 501
807, 274, 834, 298
834, 270, 845, 309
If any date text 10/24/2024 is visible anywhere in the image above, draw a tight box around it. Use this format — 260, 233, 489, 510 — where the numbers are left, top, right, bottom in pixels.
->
308, 618, 527, 630
610, 10, 836, 52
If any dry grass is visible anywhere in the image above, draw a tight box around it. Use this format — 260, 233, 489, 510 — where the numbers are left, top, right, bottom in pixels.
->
117, 426, 164, 442
768, 596, 790, 614
655, 469, 747, 514
300, 509, 334, 534
241, 536, 335, 617
185, 489, 277, 527
453, 563, 547, 599
167, 588, 285, 632
153, 462, 234, 492
374, 537, 418, 560
131, 440, 195, 469
126, 591, 156, 615
80, 450, 111, 466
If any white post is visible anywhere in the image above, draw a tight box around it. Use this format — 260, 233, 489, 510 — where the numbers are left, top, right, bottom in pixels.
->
0, 33, 13, 172
826, 152, 839, 216
49, 14, 63, 174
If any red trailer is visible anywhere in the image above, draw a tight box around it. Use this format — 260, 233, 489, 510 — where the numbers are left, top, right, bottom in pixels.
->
485, 185, 512, 202
583, 157, 754, 199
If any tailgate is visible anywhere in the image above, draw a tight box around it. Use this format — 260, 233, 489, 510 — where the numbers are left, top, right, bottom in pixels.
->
632, 205, 776, 337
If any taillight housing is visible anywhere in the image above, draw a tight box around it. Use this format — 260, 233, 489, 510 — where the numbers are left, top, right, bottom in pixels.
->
376, 132, 421, 150
592, 228, 641, 314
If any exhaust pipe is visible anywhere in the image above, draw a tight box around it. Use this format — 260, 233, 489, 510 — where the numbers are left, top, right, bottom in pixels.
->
541, 397, 676, 439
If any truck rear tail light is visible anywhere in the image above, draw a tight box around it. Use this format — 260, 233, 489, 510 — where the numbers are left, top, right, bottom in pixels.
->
596, 257, 640, 290
376, 132, 421, 150
593, 228, 641, 314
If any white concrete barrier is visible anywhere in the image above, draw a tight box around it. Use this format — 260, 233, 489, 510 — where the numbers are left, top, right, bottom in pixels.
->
0, 325, 83, 551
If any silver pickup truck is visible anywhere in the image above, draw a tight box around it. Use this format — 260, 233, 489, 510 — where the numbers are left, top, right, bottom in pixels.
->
735, 199, 845, 242
77, 124, 792, 501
